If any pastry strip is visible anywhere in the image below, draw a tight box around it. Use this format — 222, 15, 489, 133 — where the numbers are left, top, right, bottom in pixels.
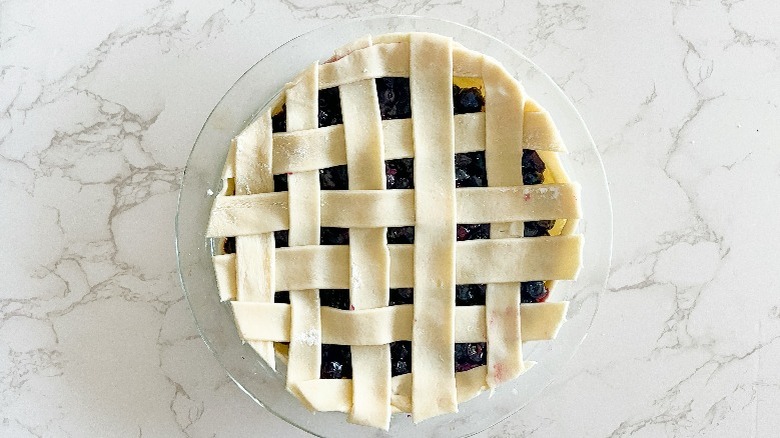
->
270, 111, 564, 174
232, 302, 569, 345
213, 254, 236, 302
483, 55, 527, 387
233, 114, 276, 369
320, 42, 410, 89
340, 71, 393, 428
284, 64, 323, 392
207, 183, 580, 237
212, 236, 582, 293
318, 41, 503, 89
307, 236, 582, 288
409, 33, 458, 422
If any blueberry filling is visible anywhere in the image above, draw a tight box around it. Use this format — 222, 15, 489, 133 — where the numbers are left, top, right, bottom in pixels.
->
320, 289, 350, 310
385, 158, 414, 189
318, 87, 343, 128
457, 223, 490, 241
389, 288, 414, 306
455, 284, 486, 306
376, 77, 412, 120
274, 230, 289, 248
320, 165, 349, 190
524, 219, 555, 238
321, 358, 346, 379
273, 173, 288, 191
263, 82, 556, 377
522, 149, 552, 238
521, 281, 549, 303
391, 341, 412, 376
267, 97, 289, 245
454, 342, 487, 372
455, 151, 487, 188
389, 286, 413, 376
453, 85, 485, 114
387, 226, 414, 244
274, 291, 290, 304
522, 149, 545, 185
223, 236, 236, 254
320, 227, 349, 245
321, 344, 352, 379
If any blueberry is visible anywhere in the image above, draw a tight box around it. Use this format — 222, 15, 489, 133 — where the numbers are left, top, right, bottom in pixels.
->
455, 152, 488, 188
522, 149, 546, 185
274, 230, 289, 248
393, 360, 410, 376
453, 86, 485, 114
457, 224, 490, 241
454, 343, 487, 372
320, 227, 349, 245
390, 341, 412, 376
387, 226, 414, 244
455, 284, 474, 303
321, 344, 352, 379
319, 165, 349, 190
521, 281, 549, 303
385, 158, 414, 189
524, 220, 555, 237
455, 168, 470, 184
389, 288, 414, 306
320, 289, 350, 310
376, 78, 411, 120
523, 171, 544, 185
466, 343, 485, 364
455, 363, 474, 372
318, 87, 343, 127
321, 361, 344, 379
273, 174, 288, 192
455, 284, 486, 306
274, 291, 290, 304
454, 343, 468, 363
222, 236, 236, 254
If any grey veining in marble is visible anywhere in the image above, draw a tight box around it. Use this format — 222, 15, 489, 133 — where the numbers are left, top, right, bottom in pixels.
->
1, 0, 779, 436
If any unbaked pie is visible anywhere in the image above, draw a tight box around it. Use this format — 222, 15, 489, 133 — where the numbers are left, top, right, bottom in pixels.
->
206, 32, 582, 430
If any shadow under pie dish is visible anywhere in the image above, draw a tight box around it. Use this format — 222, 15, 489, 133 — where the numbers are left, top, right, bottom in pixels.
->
205, 32, 582, 430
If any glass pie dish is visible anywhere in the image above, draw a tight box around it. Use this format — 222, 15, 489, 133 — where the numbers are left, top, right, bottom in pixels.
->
176, 15, 612, 438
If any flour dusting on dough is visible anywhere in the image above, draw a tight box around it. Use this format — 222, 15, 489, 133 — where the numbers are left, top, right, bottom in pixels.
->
295, 328, 320, 346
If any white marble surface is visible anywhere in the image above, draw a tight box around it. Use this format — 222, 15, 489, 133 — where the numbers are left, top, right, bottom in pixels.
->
2, 0, 779, 436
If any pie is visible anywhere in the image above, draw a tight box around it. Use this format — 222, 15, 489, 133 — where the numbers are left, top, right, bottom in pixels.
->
206, 32, 582, 430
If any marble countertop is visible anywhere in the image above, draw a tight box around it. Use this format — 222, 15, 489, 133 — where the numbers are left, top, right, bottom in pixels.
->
2, 1, 778, 437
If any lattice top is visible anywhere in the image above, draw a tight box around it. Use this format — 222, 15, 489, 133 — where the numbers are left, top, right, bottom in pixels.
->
207, 32, 582, 430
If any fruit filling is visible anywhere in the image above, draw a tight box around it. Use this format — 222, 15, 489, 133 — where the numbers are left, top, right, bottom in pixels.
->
227, 79, 558, 379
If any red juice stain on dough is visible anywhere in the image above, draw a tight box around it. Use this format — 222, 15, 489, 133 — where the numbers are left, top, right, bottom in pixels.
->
493, 363, 505, 382
350, 304, 355, 311
524, 193, 531, 201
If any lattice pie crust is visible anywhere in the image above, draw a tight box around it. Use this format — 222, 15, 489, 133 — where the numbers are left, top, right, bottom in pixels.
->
206, 32, 582, 430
